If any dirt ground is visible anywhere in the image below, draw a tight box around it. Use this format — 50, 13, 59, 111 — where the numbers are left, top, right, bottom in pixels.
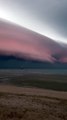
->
0, 85, 67, 120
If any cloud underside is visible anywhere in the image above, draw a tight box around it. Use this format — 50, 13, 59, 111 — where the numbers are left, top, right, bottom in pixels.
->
0, 20, 67, 63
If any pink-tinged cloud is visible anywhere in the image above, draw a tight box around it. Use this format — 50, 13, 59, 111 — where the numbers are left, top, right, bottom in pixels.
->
0, 19, 67, 63
59, 57, 67, 63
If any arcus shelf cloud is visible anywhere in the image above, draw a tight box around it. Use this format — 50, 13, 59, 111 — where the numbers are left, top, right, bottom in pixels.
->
0, 19, 67, 63
0, 0, 67, 44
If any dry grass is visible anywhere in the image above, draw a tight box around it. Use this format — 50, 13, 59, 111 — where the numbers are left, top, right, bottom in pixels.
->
0, 92, 67, 120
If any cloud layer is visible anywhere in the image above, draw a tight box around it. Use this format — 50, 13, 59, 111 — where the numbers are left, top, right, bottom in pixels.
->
0, 0, 67, 43
0, 19, 67, 63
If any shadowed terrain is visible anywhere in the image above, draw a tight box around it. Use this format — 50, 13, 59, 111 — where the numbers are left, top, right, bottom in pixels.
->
0, 70, 67, 91
0, 70, 67, 120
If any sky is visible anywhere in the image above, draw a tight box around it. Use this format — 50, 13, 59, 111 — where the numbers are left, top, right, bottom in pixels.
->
0, 0, 67, 63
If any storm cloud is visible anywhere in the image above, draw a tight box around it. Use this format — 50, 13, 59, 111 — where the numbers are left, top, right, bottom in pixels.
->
0, 19, 67, 63
0, 0, 67, 43
0, 0, 67, 62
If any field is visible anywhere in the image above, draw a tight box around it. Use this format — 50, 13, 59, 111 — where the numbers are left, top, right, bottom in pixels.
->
0, 70, 67, 120
0, 92, 67, 120
0, 70, 67, 91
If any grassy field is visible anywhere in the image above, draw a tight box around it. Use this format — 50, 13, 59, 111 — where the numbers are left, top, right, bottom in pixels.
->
0, 74, 67, 91
0, 72, 67, 120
